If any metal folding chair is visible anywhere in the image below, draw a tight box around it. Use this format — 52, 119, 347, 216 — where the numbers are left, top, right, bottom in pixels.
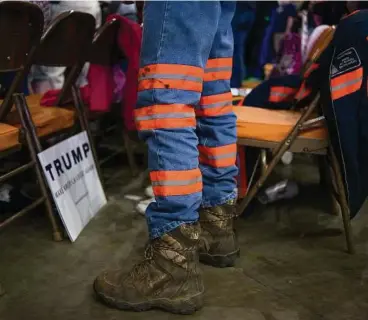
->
234, 94, 354, 254
234, 25, 354, 254
0, 1, 63, 240
1, 9, 101, 241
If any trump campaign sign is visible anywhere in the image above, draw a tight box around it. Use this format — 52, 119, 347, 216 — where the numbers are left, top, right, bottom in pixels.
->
38, 131, 107, 242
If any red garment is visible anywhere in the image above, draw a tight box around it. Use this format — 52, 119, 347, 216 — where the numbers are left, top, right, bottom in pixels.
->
88, 64, 114, 113
40, 15, 142, 131
111, 14, 142, 131
40, 86, 90, 106
88, 15, 141, 131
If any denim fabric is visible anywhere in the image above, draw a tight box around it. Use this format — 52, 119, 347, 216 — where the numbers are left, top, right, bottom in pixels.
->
137, 1, 237, 239
231, 7, 256, 87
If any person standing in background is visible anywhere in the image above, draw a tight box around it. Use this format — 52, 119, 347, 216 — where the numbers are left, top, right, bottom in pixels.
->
231, 1, 256, 88
259, 1, 297, 70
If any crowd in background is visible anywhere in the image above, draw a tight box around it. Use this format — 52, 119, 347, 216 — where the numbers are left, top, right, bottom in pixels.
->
0, 1, 366, 97
230, 1, 365, 88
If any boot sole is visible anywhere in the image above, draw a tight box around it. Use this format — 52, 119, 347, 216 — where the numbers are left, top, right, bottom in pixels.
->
199, 249, 240, 268
94, 283, 204, 315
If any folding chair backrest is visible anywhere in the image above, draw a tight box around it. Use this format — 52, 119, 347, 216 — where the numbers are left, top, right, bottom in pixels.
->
0, 1, 43, 120
0, 1, 43, 71
89, 18, 122, 66
301, 26, 335, 76
33, 10, 95, 67
33, 10, 96, 105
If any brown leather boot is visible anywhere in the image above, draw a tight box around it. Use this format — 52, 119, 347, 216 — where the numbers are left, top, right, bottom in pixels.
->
94, 223, 204, 314
199, 199, 240, 268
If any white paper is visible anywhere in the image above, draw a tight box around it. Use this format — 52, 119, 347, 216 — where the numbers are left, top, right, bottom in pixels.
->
38, 131, 107, 242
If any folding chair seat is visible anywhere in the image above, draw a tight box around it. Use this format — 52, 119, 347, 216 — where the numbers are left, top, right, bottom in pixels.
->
235, 106, 328, 154
5, 94, 75, 138
0, 123, 19, 152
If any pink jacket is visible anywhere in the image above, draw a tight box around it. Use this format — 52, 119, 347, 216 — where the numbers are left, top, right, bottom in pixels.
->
89, 14, 142, 131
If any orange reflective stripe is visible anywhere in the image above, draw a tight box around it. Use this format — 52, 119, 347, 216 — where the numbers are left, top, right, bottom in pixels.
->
269, 86, 297, 103
134, 104, 195, 130
205, 58, 232, 69
304, 62, 319, 78
204, 71, 232, 82
139, 64, 203, 78
196, 92, 233, 117
139, 79, 203, 92
198, 144, 237, 168
200, 92, 232, 105
196, 105, 232, 117
295, 82, 312, 101
204, 58, 232, 82
331, 67, 363, 101
150, 169, 202, 196
138, 63, 204, 92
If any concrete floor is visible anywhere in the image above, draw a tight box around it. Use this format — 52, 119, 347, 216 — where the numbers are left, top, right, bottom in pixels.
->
1, 157, 368, 320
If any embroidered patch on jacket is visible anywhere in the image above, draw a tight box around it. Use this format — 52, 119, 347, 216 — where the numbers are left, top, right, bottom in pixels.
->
330, 47, 361, 77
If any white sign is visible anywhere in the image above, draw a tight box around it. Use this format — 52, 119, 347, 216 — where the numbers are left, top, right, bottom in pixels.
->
38, 131, 107, 242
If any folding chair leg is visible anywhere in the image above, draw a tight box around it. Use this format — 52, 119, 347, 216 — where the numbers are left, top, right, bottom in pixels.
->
318, 155, 339, 216
237, 94, 321, 215
260, 149, 268, 175
71, 85, 104, 187
237, 139, 290, 215
123, 131, 138, 176
328, 146, 354, 254
13, 94, 63, 241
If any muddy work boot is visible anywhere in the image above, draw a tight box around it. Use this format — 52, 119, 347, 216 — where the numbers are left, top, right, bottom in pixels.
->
199, 199, 240, 268
94, 223, 204, 314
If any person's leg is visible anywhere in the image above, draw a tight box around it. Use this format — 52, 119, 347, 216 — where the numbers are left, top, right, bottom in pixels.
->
231, 28, 246, 88
231, 9, 255, 87
196, 2, 239, 268
95, 1, 222, 314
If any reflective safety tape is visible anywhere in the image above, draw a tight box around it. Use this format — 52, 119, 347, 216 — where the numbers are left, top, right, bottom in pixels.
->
198, 144, 237, 168
150, 169, 202, 196
269, 86, 297, 103
196, 92, 233, 117
204, 58, 232, 82
331, 67, 363, 101
135, 104, 195, 130
138, 63, 204, 92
